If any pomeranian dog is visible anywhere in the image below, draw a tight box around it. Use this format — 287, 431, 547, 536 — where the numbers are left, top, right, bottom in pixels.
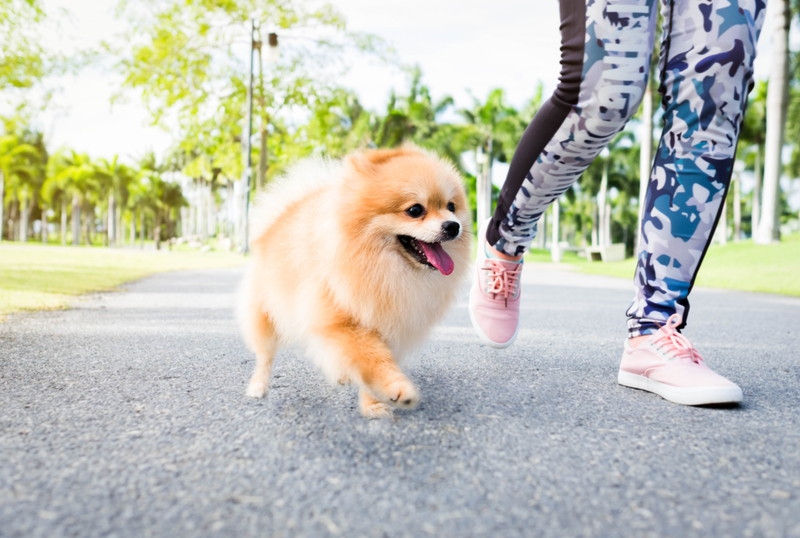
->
236, 145, 472, 418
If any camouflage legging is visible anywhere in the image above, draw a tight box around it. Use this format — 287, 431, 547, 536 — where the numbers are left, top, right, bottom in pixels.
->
486, 0, 766, 336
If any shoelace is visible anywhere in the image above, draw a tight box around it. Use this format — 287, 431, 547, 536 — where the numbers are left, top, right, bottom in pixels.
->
481, 259, 522, 306
650, 313, 704, 364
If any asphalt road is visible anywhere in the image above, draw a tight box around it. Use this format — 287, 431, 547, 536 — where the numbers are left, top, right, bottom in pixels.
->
1, 263, 799, 538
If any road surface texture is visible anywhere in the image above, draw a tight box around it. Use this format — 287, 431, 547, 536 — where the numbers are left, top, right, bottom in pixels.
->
2, 264, 799, 537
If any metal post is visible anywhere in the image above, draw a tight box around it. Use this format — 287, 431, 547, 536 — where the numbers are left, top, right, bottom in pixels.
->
241, 19, 258, 254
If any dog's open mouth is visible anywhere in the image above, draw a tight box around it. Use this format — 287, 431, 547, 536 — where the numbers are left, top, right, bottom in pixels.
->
398, 235, 454, 275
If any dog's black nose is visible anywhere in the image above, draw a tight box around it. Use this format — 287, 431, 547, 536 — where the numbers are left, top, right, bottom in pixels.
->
442, 221, 460, 239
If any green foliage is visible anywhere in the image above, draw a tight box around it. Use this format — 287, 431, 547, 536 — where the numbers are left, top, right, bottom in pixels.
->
459, 86, 530, 163
577, 234, 800, 297
0, 118, 188, 248
785, 84, 800, 177
1, 0, 83, 115
1, 117, 48, 241
296, 88, 375, 158
1, 0, 797, 258
111, 0, 392, 186
0, 0, 46, 90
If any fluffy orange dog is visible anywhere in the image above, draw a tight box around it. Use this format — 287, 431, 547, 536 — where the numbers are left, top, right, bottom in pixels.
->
237, 145, 472, 418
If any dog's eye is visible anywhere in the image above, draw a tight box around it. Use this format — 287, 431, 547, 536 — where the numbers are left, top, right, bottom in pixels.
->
447, 202, 456, 212
405, 204, 425, 218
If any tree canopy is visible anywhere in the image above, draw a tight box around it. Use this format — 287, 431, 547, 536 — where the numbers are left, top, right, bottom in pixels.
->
0, 0, 797, 252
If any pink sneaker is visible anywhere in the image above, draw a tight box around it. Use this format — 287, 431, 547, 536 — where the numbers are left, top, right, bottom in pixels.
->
618, 314, 743, 405
468, 244, 523, 349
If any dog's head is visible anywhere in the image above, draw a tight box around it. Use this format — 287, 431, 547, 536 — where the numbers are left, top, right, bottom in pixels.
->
341, 145, 471, 276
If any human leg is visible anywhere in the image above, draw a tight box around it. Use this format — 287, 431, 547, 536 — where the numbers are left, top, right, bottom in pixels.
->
626, 0, 766, 336
471, 0, 658, 347
619, 0, 766, 405
489, 0, 659, 256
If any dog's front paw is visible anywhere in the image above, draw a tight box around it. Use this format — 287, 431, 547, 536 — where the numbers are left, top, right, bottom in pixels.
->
361, 401, 393, 419
359, 390, 394, 419
245, 379, 268, 399
384, 379, 420, 409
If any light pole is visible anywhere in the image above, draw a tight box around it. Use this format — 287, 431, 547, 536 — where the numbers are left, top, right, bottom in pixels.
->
239, 20, 258, 254
240, 21, 278, 254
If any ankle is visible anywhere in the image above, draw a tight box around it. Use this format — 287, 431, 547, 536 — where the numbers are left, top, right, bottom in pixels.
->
486, 243, 523, 263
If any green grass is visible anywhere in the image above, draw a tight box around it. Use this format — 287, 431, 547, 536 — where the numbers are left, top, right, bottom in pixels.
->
4, 233, 798, 320
0, 243, 245, 319
549, 233, 800, 297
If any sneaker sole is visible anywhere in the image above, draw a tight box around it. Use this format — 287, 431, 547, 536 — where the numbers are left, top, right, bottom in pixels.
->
617, 370, 743, 406
467, 294, 518, 349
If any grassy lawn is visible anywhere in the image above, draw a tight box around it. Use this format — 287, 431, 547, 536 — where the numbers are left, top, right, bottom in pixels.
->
0, 243, 245, 319
534, 233, 800, 297
3, 233, 798, 320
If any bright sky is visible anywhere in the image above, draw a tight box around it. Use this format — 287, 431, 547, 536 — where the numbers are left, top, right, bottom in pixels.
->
335, 0, 561, 109
31, 0, 555, 162
35, 0, 774, 163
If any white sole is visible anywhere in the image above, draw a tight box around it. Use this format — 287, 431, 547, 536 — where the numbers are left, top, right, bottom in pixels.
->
618, 370, 743, 406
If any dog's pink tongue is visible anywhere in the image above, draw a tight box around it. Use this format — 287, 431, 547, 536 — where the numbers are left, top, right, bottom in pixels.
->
420, 241, 454, 275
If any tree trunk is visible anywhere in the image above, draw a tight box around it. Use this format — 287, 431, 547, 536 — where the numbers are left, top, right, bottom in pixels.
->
61, 198, 68, 245
751, 146, 762, 235
258, 125, 268, 191
20, 196, 32, 242
71, 194, 81, 245
733, 175, 742, 241
8, 202, 18, 241
138, 211, 145, 249
116, 208, 123, 246
83, 203, 93, 246
0, 170, 5, 242
108, 193, 116, 247
597, 157, 610, 247
755, 0, 789, 244
715, 196, 728, 245
536, 212, 547, 249
476, 141, 493, 227
200, 181, 214, 239
154, 212, 162, 250
550, 199, 561, 263
41, 204, 49, 244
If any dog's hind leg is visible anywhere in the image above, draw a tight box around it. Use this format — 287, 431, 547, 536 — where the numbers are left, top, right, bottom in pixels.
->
243, 309, 279, 399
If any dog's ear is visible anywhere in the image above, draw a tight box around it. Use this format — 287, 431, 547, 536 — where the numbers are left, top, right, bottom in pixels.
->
346, 145, 420, 175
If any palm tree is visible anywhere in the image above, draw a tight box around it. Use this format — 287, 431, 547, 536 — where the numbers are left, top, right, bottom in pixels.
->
458, 87, 539, 226
301, 88, 375, 159
180, 151, 218, 243
373, 68, 456, 152
126, 173, 153, 248
756, 0, 790, 244
93, 156, 137, 246
0, 130, 45, 242
1, 134, 38, 241
739, 81, 768, 237
560, 129, 640, 256
42, 151, 71, 245
128, 154, 187, 249
44, 150, 95, 245
145, 174, 187, 250
159, 180, 187, 245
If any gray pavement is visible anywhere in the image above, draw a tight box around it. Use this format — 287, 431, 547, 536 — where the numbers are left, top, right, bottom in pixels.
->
1, 264, 799, 538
